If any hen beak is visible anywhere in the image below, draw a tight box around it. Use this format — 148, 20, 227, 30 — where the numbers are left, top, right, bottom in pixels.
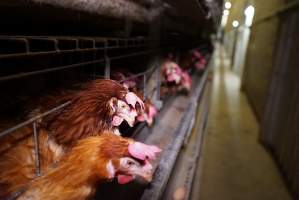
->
125, 92, 145, 110
131, 161, 153, 183
120, 109, 137, 127
126, 118, 135, 127
136, 172, 153, 183
118, 158, 154, 184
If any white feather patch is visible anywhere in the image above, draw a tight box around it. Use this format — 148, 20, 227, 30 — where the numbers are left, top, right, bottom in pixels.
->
106, 160, 115, 178
113, 129, 122, 136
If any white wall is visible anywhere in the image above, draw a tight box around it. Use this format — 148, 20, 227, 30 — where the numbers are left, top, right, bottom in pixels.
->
233, 26, 251, 80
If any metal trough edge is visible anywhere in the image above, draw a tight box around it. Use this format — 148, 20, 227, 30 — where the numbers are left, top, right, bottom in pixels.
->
141, 68, 210, 200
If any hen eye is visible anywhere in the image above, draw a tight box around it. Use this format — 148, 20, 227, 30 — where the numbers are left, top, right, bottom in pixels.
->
127, 160, 134, 166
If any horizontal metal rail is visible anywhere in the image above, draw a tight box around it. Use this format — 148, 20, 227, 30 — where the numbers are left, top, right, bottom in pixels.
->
0, 54, 161, 138
119, 65, 157, 84
0, 58, 162, 179
0, 59, 105, 82
0, 35, 155, 59
0, 38, 187, 200
107, 49, 158, 61
0, 44, 150, 59
0, 48, 163, 138
0, 62, 161, 181
118, 60, 159, 99
0, 101, 71, 138
0, 49, 159, 82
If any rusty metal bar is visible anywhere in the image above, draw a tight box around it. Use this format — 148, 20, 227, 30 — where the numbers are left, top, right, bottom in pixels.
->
32, 122, 41, 177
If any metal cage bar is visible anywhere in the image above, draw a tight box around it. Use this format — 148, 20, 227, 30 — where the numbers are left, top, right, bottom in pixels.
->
0, 62, 161, 176
0, 101, 71, 138
0, 49, 159, 82
0, 36, 150, 59
32, 122, 41, 177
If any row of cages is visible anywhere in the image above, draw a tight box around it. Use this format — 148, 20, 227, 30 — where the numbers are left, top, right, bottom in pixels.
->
0, 35, 186, 58
0, 35, 212, 200
0, 35, 189, 82
0, 36, 155, 56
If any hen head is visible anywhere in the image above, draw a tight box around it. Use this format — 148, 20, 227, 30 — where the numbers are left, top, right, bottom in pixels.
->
162, 61, 182, 84
93, 133, 161, 184
109, 97, 137, 127
47, 79, 145, 145
87, 79, 144, 127
137, 99, 158, 126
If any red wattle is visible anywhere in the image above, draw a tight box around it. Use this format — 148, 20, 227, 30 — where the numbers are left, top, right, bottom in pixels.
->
117, 175, 134, 184
112, 115, 124, 126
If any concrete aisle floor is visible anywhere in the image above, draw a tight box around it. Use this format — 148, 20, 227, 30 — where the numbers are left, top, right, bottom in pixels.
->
191, 48, 292, 200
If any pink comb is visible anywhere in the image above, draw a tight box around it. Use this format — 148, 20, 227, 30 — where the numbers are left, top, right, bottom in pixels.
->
148, 106, 157, 118
125, 92, 145, 110
137, 114, 146, 122
143, 160, 153, 171
193, 51, 202, 59
195, 62, 205, 70
167, 73, 181, 84
128, 142, 162, 161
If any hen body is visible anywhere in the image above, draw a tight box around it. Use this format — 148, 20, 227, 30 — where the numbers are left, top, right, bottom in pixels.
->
0, 79, 139, 198
17, 133, 131, 200
17, 133, 159, 200
0, 129, 64, 199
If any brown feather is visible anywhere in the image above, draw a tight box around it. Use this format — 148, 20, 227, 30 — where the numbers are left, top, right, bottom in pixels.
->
0, 128, 64, 198
17, 133, 133, 200
0, 79, 130, 198
42, 79, 128, 146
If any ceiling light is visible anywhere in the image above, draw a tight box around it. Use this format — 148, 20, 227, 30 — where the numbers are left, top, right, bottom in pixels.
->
225, 2, 232, 9
232, 20, 239, 28
244, 5, 255, 27
223, 9, 230, 16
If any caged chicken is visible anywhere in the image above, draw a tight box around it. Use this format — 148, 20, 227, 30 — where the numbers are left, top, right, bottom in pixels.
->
111, 71, 159, 127
0, 79, 145, 199
111, 69, 142, 90
192, 49, 207, 72
179, 49, 207, 72
128, 87, 158, 127
16, 133, 161, 200
161, 58, 192, 95
136, 98, 158, 126
34, 79, 145, 141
